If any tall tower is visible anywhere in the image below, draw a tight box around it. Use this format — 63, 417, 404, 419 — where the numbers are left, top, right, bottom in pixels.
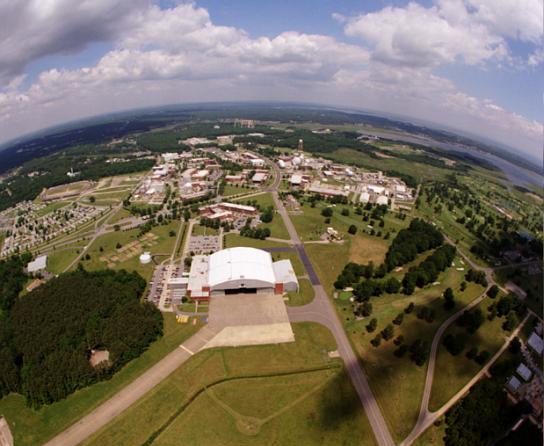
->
298, 139, 304, 151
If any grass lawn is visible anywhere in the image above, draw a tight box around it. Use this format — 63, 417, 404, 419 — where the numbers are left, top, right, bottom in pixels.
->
47, 247, 85, 274
80, 221, 179, 281
291, 204, 328, 241
269, 251, 305, 276
235, 192, 275, 209
34, 200, 71, 217
428, 298, 510, 411
109, 207, 132, 224
412, 421, 446, 446
222, 184, 253, 196
0, 314, 201, 446
80, 322, 377, 446
224, 233, 288, 250
286, 279, 315, 306
260, 213, 290, 239
305, 242, 351, 294
304, 241, 484, 443
348, 232, 389, 265
192, 224, 220, 236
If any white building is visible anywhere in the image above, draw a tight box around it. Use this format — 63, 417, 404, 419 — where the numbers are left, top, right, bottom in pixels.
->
252, 172, 267, 183
27, 255, 47, 274
187, 247, 299, 299
516, 363, 533, 381
290, 174, 303, 186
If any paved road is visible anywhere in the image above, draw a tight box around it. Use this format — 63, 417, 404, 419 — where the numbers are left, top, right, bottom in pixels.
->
43, 325, 219, 446
400, 314, 530, 446
398, 234, 531, 445
266, 158, 395, 446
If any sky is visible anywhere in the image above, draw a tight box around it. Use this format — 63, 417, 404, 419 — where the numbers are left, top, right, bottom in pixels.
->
0, 0, 542, 163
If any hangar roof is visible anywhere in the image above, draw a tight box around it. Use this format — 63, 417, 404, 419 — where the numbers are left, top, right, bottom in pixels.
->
208, 247, 276, 288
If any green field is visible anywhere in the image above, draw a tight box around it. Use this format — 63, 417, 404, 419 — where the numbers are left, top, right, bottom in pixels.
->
269, 251, 305, 276
80, 323, 378, 446
47, 246, 87, 274
428, 298, 509, 411
224, 233, 289, 250
286, 278, 315, 306
81, 221, 180, 280
192, 224, 220, 236
304, 237, 485, 443
222, 184, 253, 196
34, 201, 71, 217
0, 314, 201, 446
109, 207, 132, 224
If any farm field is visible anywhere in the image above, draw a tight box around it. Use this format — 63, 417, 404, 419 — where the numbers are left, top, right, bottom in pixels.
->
0, 314, 201, 446
80, 323, 377, 446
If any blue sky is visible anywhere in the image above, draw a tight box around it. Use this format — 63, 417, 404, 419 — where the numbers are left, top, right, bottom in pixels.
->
0, 0, 542, 162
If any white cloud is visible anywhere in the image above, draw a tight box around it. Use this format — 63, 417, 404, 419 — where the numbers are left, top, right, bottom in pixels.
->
343, 2, 508, 67
342, 0, 543, 68
0, 0, 149, 86
0, 1, 540, 162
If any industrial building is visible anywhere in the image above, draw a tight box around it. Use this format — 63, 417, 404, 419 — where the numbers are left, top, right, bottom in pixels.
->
187, 247, 298, 299
27, 255, 48, 274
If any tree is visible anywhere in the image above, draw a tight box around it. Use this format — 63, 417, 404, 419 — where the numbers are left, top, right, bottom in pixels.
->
385, 277, 401, 294
381, 324, 395, 341
169, 230, 176, 237
348, 225, 357, 235
444, 287, 455, 310
409, 339, 429, 366
370, 334, 382, 347
116, 242, 122, 249
393, 312, 404, 325
443, 334, 465, 356
394, 345, 408, 357
341, 208, 350, 216
487, 285, 500, 299
508, 337, 521, 354
394, 335, 404, 346
460, 281, 467, 291
366, 318, 377, 333
502, 311, 519, 332
321, 207, 333, 217
404, 302, 415, 314
475, 350, 490, 365
362, 301, 373, 317
466, 347, 478, 360
89, 196, 95, 203
113, 224, 120, 232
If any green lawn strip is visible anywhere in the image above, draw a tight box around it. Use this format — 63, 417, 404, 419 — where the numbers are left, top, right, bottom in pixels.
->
47, 248, 85, 274
260, 213, 290, 239
269, 251, 305, 276
191, 224, 219, 236
34, 201, 72, 217
222, 185, 253, 196
108, 207, 132, 224
0, 314, 201, 446
80, 322, 377, 446
428, 299, 510, 411
304, 242, 351, 294
286, 279, 315, 307
224, 233, 288, 250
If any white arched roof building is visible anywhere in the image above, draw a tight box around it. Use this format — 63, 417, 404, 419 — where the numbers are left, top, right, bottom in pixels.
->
208, 247, 276, 291
187, 247, 298, 299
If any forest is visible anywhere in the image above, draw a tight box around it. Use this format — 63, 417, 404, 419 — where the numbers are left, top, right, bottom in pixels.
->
0, 268, 162, 408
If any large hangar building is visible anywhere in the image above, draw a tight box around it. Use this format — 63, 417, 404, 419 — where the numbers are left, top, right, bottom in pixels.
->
187, 247, 298, 299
